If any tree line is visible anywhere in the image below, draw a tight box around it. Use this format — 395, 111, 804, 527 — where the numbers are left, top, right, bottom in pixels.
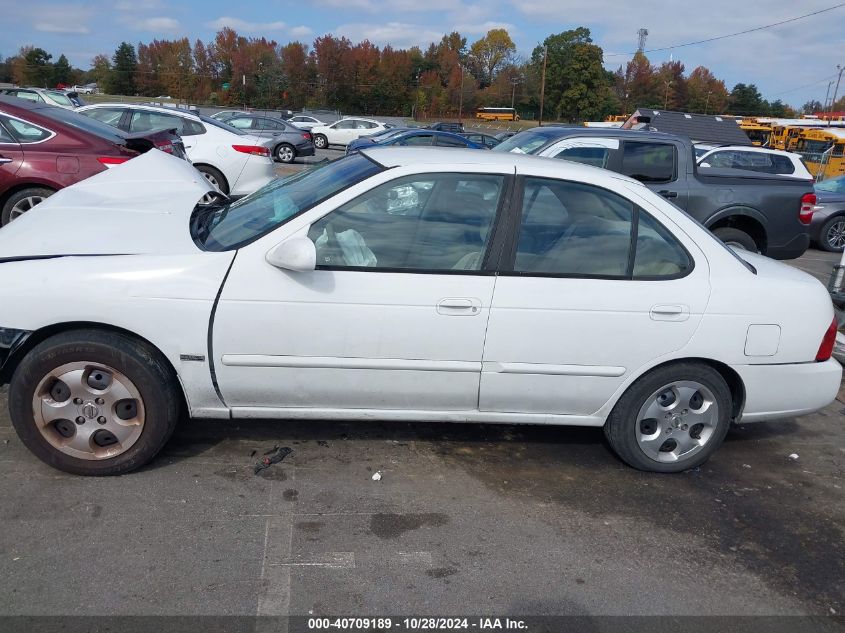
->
1, 27, 837, 120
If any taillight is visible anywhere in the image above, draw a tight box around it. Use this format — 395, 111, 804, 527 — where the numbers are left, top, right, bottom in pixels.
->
800, 192, 816, 225
302, 133, 311, 141
816, 317, 837, 361
232, 145, 270, 157
155, 142, 174, 154
97, 156, 130, 166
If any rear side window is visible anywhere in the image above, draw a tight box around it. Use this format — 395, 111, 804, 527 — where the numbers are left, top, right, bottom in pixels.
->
513, 177, 689, 279
622, 142, 676, 183
82, 107, 125, 127
0, 116, 52, 143
435, 135, 467, 147
555, 146, 610, 168
0, 121, 15, 143
130, 111, 204, 136
10, 91, 41, 103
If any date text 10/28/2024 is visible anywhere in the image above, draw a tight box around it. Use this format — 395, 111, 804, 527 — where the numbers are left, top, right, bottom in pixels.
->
307, 617, 528, 630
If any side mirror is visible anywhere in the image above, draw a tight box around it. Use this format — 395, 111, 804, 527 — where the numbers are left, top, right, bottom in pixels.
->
266, 237, 316, 272
699, 161, 711, 168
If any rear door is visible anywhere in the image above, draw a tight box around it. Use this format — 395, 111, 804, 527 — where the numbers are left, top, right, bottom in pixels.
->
480, 174, 709, 417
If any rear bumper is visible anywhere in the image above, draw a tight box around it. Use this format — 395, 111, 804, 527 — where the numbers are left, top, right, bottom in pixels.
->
230, 156, 275, 197
765, 232, 810, 260
735, 358, 842, 422
296, 143, 315, 157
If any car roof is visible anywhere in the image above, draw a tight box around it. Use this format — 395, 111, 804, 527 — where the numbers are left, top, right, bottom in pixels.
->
81, 102, 201, 119
359, 146, 643, 183
701, 145, 801, 158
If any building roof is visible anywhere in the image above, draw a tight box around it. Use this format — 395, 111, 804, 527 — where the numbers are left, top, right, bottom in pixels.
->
623, 108, 753, 146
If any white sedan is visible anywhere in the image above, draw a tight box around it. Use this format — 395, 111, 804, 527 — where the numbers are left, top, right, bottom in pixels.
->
310, 117, 388, 148
697, 145, 814, 180
0, 148, 839, 475
288, 114, 324, 131
77, 103, 275, 198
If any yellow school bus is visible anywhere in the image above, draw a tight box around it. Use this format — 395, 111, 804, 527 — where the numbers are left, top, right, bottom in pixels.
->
769, 124, 804, 150
794, 128, 845, 179
476, 107, 520, 121
739, 118, 772, 146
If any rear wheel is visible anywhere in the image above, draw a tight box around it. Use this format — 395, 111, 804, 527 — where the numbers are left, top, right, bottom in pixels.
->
276, 143, 296, 163
712, 227, 757, 252
819, 215, 845, 252
195, 165, 229, 205
313, 134, 328, 149
604, 363, 733, 473
9, 329, 181, 475
1, 187, 54, 226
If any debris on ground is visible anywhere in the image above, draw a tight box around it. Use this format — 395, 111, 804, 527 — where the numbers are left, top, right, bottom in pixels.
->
371, 471, 382, 482
742, 464, 751, 469
788, 453, 799, 461
254, 446, 292, 475
250, 450, 257, 457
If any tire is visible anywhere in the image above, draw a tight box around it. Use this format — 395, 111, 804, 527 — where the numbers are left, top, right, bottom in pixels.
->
195, 165, 229, 194
712, 227, 757, 252
1, 187, 54, 226
819, 215, 845, 252
276, 143, 296, 163
313, 134, 328, 149
604, 362, 733, 473
9, 329, 181, 476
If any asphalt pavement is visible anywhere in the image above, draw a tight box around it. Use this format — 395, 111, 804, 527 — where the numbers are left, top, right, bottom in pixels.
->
0, 164, 843, 623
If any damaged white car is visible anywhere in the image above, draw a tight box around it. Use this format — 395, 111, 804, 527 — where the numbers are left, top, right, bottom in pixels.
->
0, 149, 840, 475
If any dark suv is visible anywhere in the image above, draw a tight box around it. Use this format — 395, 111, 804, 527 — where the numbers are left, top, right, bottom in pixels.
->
428, 121, 464, 133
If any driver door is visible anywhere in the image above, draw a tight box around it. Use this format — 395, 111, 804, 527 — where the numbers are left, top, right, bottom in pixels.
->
212, 169, 510, 413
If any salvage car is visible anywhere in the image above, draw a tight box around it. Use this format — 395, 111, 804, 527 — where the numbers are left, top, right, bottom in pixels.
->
0, 95, 185, 225
0, 148, 839, 475
310, 117, 389, 149
496, 128, 817, 259
346, 129, 484, 154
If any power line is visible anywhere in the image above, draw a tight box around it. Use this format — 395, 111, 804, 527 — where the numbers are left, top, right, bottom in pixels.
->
769, 72, 841, 97
605, 2, 845, 58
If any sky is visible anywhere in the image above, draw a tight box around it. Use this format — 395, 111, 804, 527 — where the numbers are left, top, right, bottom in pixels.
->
2, 0, 844, 108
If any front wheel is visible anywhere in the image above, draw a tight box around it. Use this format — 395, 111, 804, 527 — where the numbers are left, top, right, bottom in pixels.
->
604, 363, 733, 473
819, 215, 845, 252
9, 329, 182, 475
313, 134, 328, 149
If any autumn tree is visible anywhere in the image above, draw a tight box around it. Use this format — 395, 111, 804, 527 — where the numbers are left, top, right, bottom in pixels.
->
469, 28, 515, 87
655, 60, 686, 110
617, 51, 660, 111
686, 66, 728, 114
89, 54, 111, 87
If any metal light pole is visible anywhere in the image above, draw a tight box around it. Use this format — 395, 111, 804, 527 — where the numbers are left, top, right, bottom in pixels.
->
664, 80, 672, 110
704, 90, 712, 115
538, 45, 547, 127
829, 65, 843, 119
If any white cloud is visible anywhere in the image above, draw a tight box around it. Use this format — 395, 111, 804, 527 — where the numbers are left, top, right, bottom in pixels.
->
455, 21, 516, 35
289, 26, 314, 38
331, 22, 444, 48
131, 16, 181, 31
32, 4, 92, 34
206, 17, 287, 32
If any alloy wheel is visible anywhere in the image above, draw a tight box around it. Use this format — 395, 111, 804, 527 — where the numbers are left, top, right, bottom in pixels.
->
9, 195, 46, 221
278, 146, 295, 162
826, 220, 845, 250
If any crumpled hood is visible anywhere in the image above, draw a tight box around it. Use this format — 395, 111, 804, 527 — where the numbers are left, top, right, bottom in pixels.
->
0, 151, 214, 258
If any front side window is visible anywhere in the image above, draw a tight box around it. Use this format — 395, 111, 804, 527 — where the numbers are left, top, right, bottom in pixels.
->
129, 110, 202, 135
555, 146, 610, 168
0, 116, 52, 143
513, 177, 689, 278
621, 142, 676, 183
335, 120, 356, 129
307, 173, 504, 271
435, 135, 468, 147
12, 91, 41, 103
45, 91, 73, 107
397, 134, 433, 146
193, 153, 383, 251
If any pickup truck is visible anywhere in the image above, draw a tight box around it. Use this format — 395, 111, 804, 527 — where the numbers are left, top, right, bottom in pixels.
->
494, 128, 816, 259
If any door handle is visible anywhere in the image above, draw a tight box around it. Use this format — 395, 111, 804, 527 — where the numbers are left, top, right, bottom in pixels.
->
437, 298, 481, 316
658, 190, 678, 199
0, 157, 12, 165
650, 304, 690, 321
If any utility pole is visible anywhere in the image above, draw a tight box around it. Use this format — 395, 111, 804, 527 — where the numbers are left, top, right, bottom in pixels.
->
538, 45, 547, 127
458, 64, 464, 123
704, 90, 712, 115
829, 65, 843, 119
664, 80, 672, 110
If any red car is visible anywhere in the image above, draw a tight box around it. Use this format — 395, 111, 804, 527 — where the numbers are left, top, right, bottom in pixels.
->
0, 96, 186, 225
